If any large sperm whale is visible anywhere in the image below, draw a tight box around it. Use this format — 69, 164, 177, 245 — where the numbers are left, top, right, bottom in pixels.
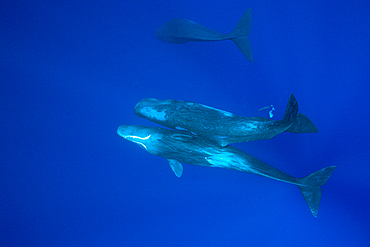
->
155, 8, 253, 62
117, 124, 336, 217
134, 94, 318, 147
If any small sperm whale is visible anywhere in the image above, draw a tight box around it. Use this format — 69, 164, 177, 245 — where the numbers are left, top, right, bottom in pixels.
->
155, 8, 253, 62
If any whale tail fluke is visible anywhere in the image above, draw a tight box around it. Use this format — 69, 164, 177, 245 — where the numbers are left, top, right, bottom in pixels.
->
286, 113, 319, 133
230, 8, 253, 62
297, 166, 337, 217
281, 93, 299, 126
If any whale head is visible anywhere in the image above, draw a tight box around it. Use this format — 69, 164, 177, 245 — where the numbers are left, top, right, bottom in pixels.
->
117, 125, 154, 150
134, 98, 174, 123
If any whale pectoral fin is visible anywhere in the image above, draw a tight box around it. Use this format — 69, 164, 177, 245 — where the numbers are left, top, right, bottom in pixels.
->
167, 159, 183, 177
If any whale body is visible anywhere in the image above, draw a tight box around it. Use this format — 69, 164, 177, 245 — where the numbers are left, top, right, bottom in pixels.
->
117, 124, 336, 217
134, 94, 318, 147
155, 8, 253, 62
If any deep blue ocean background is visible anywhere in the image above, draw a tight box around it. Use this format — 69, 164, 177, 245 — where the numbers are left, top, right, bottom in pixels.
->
1, 0, 370, 246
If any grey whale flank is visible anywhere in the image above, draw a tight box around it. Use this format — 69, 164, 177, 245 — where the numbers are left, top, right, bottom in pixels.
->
155, 8, 253, 62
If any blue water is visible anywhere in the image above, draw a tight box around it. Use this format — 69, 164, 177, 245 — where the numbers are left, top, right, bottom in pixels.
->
1, 0, 369, 246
